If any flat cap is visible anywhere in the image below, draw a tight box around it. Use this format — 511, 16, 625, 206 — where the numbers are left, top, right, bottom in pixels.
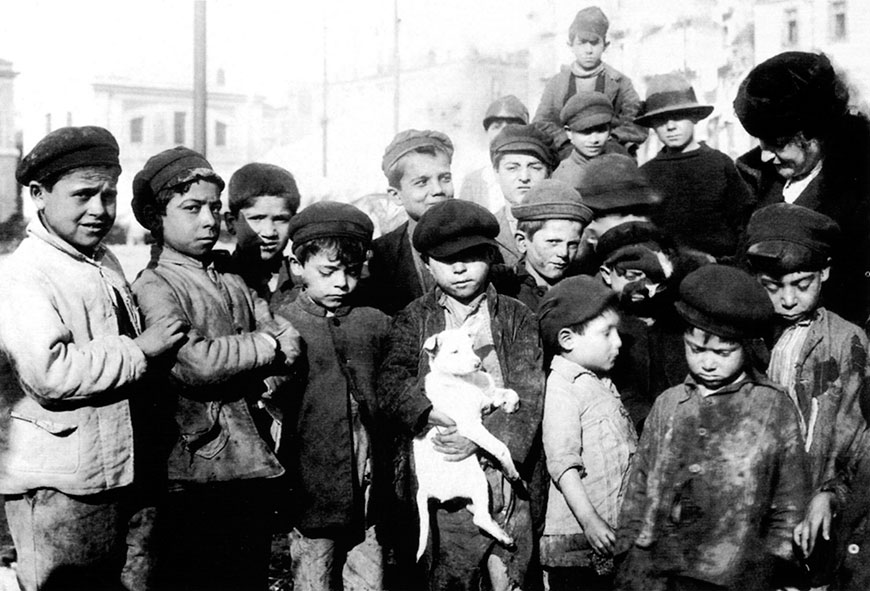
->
569, 6, 609, 40
744, 203, 840, 274
132, 146, 224, 231
288, 200, 374, 248
538, 275, 618, 350
228, 162, 301, 213
412, 199, 500, 259
597, 221, 674, 282
490, 124, 559, 170
382, 129, 454, 176
635, 73, 713, 127
675, 264, 774, 340
576, 154, 660, 214
17, 126, 120, 185
560, 91, 614, 132
483, 95, 529, 130
511, 179, 593, 224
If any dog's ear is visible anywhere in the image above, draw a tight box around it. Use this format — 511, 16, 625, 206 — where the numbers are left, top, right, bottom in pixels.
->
422, 333, 441, 358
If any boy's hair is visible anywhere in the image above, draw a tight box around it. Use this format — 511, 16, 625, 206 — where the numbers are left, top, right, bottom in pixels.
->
39, 164, 121, 192
386, 145, 450, 190
293, 236, 369, 267
516, 219, 548, 240
227, 163, 301, 215
681, 322, 741, 347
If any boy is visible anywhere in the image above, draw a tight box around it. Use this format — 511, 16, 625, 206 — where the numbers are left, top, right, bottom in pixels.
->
637, 74, 753, 260
130, 146, 301, 590
537, 276, 638, 591
224, 162, 301, 305
272, 201, 390, 591
378, 199, 543, 591
533, 6, 646, 152
0, 126, 186, 590
366, 129, 455, 315
460, 95, 530, 213
616, 264, 809, 591
743, 203, 870, 584
552, 91, 628, 188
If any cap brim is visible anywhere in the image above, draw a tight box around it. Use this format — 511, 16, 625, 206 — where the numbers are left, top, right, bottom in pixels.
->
566, 112, 613, 132
635, 105, 714, 127
424, 236, 500, 259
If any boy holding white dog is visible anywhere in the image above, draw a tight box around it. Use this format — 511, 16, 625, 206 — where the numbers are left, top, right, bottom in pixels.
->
378, 199, 543, 591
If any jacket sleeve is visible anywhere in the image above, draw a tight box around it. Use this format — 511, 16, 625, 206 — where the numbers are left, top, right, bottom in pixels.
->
610, 75, 649, 147
0, 270, 147, 407
532, 73, 565, 128
722, 156, 756, 239
251, 289, 302, 367
133, 272, 277, 388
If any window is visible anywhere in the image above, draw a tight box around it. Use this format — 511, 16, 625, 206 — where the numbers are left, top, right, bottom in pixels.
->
130, 117, 144, 144
174, 112, 186, 145
830, 1, 847, 41
784, 8, 799, 46
215, 121, 227, 147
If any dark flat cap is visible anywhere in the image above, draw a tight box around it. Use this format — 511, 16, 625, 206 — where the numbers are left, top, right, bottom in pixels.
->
382, 129, 454, 176
288, 201, 373, 248
635, 73, 713, 127
228, 162, 300, 213
576, 154, 660, 214
132, 146, 224, 231
490, 124, 559, 170
511, 179, 593, 224
560, 91, 614, 132
483, 95, 529, 130
597, 222, 674, 282
412, 200, 499, 259
17, 126, 120, 185
569, 6, 609, 40
538, 275, 617, 350
675, 264, 774, 340
744, 203, 840, 274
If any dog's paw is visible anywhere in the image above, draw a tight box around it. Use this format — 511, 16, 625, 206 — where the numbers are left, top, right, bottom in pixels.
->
499, 389, 520, 413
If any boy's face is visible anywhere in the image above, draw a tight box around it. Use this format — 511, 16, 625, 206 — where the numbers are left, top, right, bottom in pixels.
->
161, 180, 222, 259
225, 196, 294, 263
516, 219, 583, 284
390, 151, 453, 221
31, 166, 119, 257
568, 124, 611, 159
757, 269, 828, 323
652, 117, 696, 151
560, 308, 621, 373
570, 33, 608, 71
495, 153, 549, 206
425, 246, 491, 305
759, 133, 823, 181
683, 327, 745, 390
290, 248, 361, 311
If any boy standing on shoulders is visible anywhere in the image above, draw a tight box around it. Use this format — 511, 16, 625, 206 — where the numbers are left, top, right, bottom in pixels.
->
0, 127, 185, 590
537, 276, 637, 591
272, 201, 391, 591
130, 147, 301, 591
616, 264, 809, 591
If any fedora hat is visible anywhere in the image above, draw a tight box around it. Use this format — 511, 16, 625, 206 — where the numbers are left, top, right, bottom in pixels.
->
635, 73, 713, 127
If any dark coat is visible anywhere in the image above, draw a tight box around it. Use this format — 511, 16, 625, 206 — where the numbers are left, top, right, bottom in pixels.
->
364, 221, 425, 316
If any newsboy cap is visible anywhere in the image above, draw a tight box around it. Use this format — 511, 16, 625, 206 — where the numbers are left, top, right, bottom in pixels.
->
596, 221, 674, 282
675, 264, 774, 340
634, 73, 714, 127
744, 203, 840, 274
287, 201, 374, 249
538, 275, 618, 350
228, 162, 301, 214
490, 124, 559, 171
575, 154, 660, 214
412, 200, 500, 259
511, 179, 593, 224
132, 146, 224, 231
17, 126, 120, 185
382, 129, 454, 176
569, 6, 609, 41
483, 95, 529, 130
560, 91, 614, 132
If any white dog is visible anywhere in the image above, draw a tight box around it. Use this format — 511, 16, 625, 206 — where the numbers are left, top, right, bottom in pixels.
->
413, 328, 521, 561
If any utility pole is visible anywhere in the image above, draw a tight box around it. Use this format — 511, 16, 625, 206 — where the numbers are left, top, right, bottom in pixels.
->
393, 0, 400, 135
321, 19, 329, 178
193, 0, 207, 155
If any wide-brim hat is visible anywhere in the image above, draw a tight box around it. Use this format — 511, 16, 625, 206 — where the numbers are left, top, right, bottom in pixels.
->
635, 73, 713, 127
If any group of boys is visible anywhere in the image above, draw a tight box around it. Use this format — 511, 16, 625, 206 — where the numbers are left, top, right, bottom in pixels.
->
2, 4, 870, 591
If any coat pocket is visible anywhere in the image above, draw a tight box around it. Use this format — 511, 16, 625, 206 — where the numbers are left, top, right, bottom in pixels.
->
178, 401, 229, 460
7, 410, 80, 474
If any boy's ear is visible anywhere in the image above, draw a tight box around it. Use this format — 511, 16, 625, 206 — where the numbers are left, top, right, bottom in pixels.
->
820, 264, 831, 283
514, 230, 529, 255
557, 327, 576, 351
599, 264, 613, 287
289, 255, 304, 277
386, 186, 401, 205
603, 39, 611, 51
29, 182, 46, 210
223, 211, 238, 236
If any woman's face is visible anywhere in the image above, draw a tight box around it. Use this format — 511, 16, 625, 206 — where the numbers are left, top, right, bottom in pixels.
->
759, 133, 823, 181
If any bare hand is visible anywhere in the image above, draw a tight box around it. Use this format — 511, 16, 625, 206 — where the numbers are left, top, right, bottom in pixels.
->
581, 513, 616, 556
135, 318, 186, 358
432, 425, 478, 461
794, 492, 836, 557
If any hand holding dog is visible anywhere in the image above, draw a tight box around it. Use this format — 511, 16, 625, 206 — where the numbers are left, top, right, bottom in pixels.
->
432, 425, 479, 461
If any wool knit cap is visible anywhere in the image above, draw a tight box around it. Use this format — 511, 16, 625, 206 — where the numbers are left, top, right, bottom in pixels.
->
560, 91, 614, 132
675, 264, 774, 340
634, 73, 714, 127
511, 179, 593, 224
412, 199, 500, 259
734, 51, 846, 140
482, 95, 529, 130
744, 203, 840, 274
538, 275, 618, 350
287, 200, 374, 249
382, 129, 454, 176
569, 6, 609, 41
131, 146, 225, 231
228, 163, 301, 214
490, 124, 559, 170
17, 126, 121, 185
575, 154, 660, 214
596, 222, 674, 282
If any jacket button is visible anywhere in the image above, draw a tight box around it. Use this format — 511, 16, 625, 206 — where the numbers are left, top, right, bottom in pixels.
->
688, 463, 702, 474
697, 427, 707, 437
849, 543, 860, 555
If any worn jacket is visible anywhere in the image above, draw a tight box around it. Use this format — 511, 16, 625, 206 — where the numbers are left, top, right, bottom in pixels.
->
0, 220, 146, 495
364, 221, 425, 316
275, 293, 390, 535
132, 246, 298, 485
533, 63, 648, 148
615, 371, 810, 590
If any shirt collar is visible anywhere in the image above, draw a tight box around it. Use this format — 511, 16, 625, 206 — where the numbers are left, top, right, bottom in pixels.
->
296, 289, 352, 318
27, 218, 107, 267
550, 354, 596, 382
680, 366, 769, 402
